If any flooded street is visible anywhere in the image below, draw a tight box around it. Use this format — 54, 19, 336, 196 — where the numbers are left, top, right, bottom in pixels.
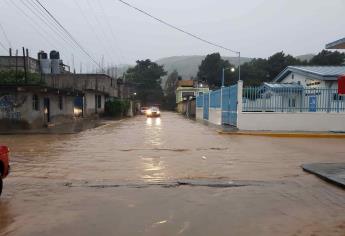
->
0, 112, 344, 236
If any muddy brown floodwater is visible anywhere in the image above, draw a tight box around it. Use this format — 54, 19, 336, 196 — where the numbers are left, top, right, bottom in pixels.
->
0, 112, 344, 236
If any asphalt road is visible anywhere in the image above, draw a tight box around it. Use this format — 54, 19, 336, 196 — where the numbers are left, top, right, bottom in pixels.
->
0, 112, 344, 236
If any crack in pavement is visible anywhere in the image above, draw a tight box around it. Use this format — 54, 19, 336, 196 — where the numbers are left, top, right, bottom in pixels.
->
63, 179, 270, 189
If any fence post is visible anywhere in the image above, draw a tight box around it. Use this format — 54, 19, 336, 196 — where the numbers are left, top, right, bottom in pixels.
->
237, 80, 243, 127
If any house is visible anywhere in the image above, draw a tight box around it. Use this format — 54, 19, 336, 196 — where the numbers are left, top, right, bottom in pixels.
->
273, 66, 345, 89
44, 73, 118, 116
0, 49, 122, 129
175, 80, 209, 115
175, 80, 209, 104
242, 66, 345, 113
0, 85, 83, 129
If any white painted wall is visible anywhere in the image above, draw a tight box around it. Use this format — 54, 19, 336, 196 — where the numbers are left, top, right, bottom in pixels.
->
238, 112, 345, 132
196, 107, 203, 121
209, 108, 222, 125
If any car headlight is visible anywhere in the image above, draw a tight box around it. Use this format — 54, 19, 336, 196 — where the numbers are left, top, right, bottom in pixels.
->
157, 111, 160, 114
147, 110, 152, 115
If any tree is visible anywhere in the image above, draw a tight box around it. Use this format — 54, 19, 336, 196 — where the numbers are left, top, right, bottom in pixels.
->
164, 70, 179, 95
266, 52, 305, 80
126, 59, 166, 105
309, 50, 345, 65
162, 70, 179, 110
197, 53, 236, 89
240, 58, 269, 87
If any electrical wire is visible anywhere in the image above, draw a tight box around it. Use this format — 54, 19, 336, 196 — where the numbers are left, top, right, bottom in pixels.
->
116, 0, 240, 54
73, 0, 114, 64
97, 0, 127, 64
4, 0, 57, 49
0, 39, 7, 52
0, 22, 11, 48
21, 0, 77, 52
34, 0, 102, 69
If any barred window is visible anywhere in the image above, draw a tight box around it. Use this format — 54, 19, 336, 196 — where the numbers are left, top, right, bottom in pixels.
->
32, 94, 39, 111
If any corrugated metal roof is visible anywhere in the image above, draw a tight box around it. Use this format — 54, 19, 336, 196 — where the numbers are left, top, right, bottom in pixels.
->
263, 82, 303, 89
274, 66, 345, 82
326, 37, 345, 49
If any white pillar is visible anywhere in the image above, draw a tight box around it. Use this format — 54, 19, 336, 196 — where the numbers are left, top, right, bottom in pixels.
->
237, 80, 243, 127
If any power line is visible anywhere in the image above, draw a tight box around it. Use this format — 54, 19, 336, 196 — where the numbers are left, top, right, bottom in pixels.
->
0, 40, 7, 52
97, 0, 128, 64
4, 0, 57, 49
34, 0, 102, 69
116, 0, 240, 54
20, 0, 77, 51
0, 22, 12, 48
74, 0, 114, 64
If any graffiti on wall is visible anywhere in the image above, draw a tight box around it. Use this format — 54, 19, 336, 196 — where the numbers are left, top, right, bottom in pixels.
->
0, 94, 27, 120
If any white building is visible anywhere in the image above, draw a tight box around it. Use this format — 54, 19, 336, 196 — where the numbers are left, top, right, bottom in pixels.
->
273, 66, 345, 89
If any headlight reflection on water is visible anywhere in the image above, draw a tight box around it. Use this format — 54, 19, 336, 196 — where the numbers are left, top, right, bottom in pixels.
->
146, 117, 161, 126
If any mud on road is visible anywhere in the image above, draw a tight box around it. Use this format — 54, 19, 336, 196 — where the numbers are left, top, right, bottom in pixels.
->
0, 112, 344, 236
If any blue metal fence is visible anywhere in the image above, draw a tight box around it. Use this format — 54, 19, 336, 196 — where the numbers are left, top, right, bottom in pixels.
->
243, 86, 345, 113
222, 85, 238, 126
203, 93, 209, 119
196, 84, 238, 126
196, 95, 203, 107
210, 90, 221, 108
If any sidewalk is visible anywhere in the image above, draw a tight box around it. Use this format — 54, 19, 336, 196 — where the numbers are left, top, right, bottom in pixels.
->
218, 129, 345, 138
302, 163, 345, 188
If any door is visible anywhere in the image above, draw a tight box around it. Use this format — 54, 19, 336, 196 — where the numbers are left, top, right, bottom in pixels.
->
44, 98, 50, 123
203, 93, 209, 120
222, 84, 238, 126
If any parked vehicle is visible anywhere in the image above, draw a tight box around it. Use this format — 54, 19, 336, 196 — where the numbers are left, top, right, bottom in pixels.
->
0, 146, 10, 196
146, 107, 161, 117
140, 107, 149, 115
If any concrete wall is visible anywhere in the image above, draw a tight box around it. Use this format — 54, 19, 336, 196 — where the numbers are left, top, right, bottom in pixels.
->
45, 74, 118, 98
0, 56, 40, 73
196, 108, 203, 121
0, 91, 75, 129
237, 112, 345, 132
208, 108, 222, 125
84, 92, 105, 116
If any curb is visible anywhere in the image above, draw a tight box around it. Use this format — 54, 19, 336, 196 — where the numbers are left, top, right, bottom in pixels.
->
217, 131, 345, 138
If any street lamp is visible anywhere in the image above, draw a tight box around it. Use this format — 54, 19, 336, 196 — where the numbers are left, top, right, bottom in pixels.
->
222, 67, 236, 87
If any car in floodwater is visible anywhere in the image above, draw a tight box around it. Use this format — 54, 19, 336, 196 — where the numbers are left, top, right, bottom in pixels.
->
140, 107, 149, 115
0, 146, 10, 196
146, 107, 161, 117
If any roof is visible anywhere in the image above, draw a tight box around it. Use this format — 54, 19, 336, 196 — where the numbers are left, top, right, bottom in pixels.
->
326, 37, 345, 49
177, 80, 194, 87
261, 82, 303, 93
273, 66, 345, 82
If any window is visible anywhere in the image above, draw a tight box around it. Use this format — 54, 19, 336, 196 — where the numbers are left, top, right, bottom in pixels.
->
97, 95, 102, 108
32, 94, 39, 111
291, 74, 294, 80
58, 96, 63, 110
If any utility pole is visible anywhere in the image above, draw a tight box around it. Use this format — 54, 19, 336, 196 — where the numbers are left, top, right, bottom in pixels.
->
22, 47, 27, 84
15, 49, 18, 83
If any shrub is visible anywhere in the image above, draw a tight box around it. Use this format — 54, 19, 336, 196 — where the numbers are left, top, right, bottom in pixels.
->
105, 99, 130, 117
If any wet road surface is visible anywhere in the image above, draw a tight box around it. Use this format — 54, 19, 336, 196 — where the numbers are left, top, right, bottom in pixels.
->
0, 112, 344, 236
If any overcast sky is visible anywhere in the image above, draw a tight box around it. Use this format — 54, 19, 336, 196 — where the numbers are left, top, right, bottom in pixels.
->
0, 0, 344, 70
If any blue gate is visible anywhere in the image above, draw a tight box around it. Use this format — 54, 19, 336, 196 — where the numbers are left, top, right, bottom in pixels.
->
203, 93, 209, 120
222, 84, 238, 126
